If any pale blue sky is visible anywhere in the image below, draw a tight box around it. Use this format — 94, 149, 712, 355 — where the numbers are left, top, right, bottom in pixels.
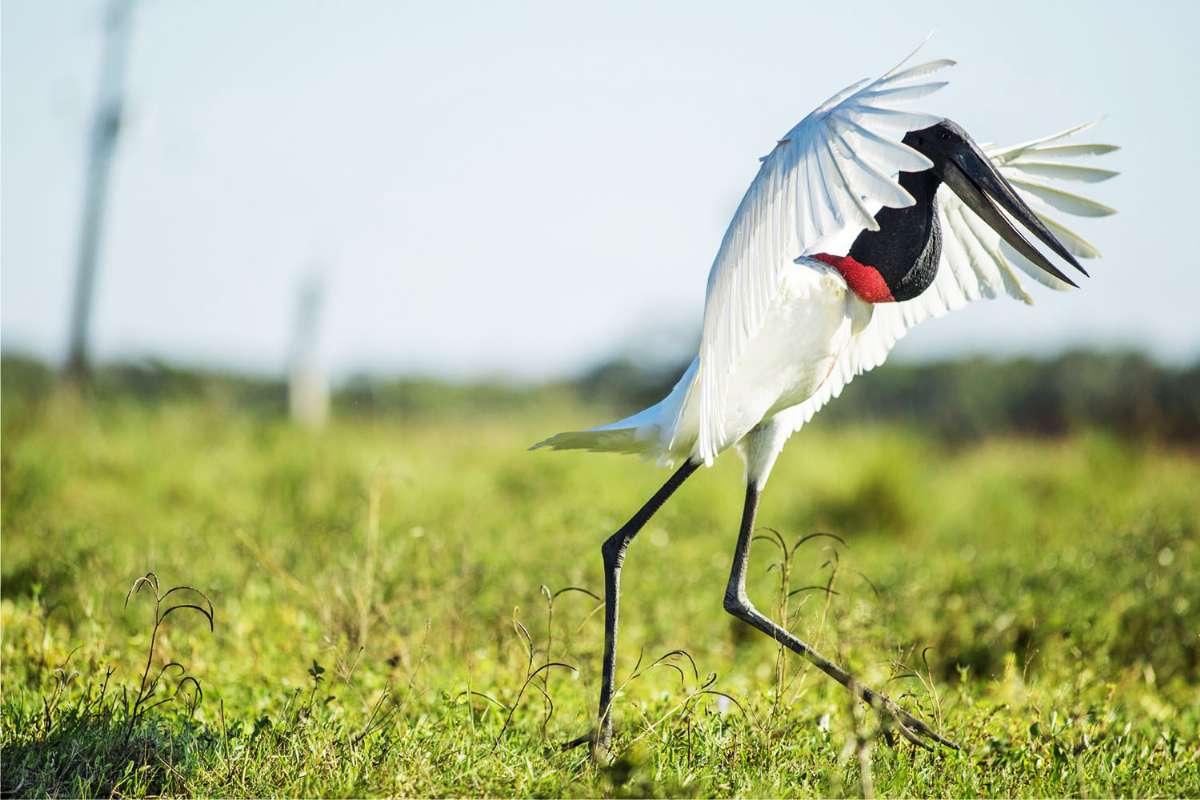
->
3, 1, 1198, 379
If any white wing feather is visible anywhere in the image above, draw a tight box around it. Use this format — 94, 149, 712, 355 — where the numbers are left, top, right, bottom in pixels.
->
774, 123, 1119, 437
692, 46, 955, 463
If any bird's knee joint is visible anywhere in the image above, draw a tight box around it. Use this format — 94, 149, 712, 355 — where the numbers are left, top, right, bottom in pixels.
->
601, 536, 625, 569
723, 590, 750, 618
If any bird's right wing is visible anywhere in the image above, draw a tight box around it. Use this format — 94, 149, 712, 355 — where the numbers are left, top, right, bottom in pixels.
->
690, 45, 954, 463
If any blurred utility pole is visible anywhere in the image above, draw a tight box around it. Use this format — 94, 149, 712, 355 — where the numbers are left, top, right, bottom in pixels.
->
64, 0, 136, 385
288, 271, 330, 429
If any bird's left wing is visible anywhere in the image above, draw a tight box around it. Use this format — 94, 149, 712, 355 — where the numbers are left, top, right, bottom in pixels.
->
774, 122, 1118, 436
691, 46, 954, 463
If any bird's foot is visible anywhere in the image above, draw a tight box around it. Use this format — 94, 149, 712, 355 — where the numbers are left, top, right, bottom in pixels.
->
867, 691, 958, 751
561, 727, 614, 763
561, 730, 593, 751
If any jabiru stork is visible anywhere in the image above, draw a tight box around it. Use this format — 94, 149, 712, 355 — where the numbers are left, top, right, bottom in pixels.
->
534, 42, 1118, 756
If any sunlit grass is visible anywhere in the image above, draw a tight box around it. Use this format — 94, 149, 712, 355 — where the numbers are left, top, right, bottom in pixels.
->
2, 397, 1198, 796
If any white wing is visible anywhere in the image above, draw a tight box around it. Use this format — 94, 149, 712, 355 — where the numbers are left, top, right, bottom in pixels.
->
776, 122, 1119, 435
692, 44, 955, 463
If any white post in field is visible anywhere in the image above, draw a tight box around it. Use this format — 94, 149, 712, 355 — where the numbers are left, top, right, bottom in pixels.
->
288, 271, 329, 428
64, 0, 136, 385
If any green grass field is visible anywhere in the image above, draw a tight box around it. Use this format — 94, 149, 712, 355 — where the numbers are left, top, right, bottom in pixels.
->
2, 395, 1198, 797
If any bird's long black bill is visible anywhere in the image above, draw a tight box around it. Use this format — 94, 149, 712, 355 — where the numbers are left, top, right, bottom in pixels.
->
942, 142, 1086, 287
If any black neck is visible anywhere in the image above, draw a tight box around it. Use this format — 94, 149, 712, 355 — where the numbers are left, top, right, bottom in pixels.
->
847, 170, 943, 302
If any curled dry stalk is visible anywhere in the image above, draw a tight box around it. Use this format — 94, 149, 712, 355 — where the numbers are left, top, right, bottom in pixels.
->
539, 585, 601, 695
352, 684, 397, 747
563, 647, 757, 758
122, 572, 214, 741
919, 646, 947, 733
755, 529, 846, 716
40, 648, 82, 729
784, 537, 845, 710
456, 604, 579, 752
799, 533, 847, 639
881, 645, 949, 741
753, 527, 792, 721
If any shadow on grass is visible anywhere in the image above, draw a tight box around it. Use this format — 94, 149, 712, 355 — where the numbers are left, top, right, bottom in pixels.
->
1, 698, 208, 798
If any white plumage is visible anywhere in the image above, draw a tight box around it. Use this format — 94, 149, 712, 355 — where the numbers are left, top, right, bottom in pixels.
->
695, 44, 952, 464
534, 46, 1117, 489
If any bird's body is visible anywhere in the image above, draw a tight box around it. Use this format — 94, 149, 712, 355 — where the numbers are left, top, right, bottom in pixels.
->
535, 41, 1118, 758
556, 260, 867, 478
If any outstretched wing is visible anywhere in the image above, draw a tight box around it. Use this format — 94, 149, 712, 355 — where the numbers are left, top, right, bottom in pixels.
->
775, 122, 1119, 435
692, 44, 954, 463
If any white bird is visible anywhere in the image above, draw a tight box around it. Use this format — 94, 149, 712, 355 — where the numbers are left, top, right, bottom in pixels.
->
534, 42, 1117, 756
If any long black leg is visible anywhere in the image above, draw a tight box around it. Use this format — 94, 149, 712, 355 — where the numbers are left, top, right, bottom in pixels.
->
591, 459, 699, 757
723, 483, 957, 750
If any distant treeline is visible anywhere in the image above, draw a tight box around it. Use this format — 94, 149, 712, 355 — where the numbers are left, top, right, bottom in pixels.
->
580, 351, 1200, 443
3, 350, 1198, 442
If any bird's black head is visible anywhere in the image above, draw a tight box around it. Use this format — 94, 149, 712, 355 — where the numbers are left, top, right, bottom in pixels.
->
902, 118, 1087, 286
902, 119, 979, 175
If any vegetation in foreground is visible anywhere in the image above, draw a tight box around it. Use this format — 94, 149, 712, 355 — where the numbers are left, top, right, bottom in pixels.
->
2, 387, 1198, 797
